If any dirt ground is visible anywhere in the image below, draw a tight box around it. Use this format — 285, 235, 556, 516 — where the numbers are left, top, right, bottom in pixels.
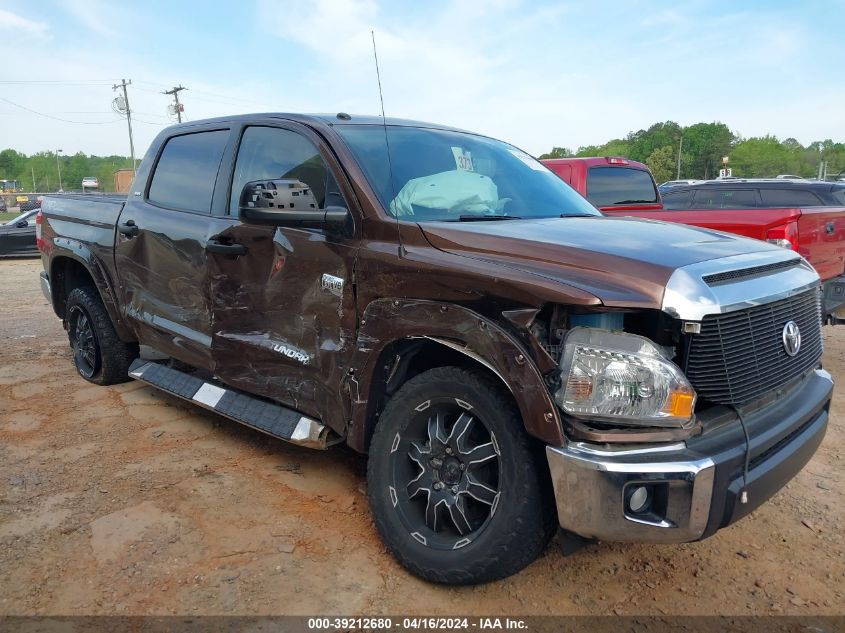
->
1, 258, 843, 616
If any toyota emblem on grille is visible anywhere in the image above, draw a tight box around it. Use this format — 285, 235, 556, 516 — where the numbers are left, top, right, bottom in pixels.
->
782, 320, 801, 357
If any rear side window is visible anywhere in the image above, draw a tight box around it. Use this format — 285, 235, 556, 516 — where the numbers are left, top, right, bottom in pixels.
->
586, 167, 658, 207
759, 188, 824, 207
148, 130, 229, 213
692, 188, 757, 209
662, 189, 691, 209
832, 186, 845, 206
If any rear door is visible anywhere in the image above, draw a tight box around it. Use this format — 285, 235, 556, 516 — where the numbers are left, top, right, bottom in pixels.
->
114, 127, 234, 369
207, 121, 360, 429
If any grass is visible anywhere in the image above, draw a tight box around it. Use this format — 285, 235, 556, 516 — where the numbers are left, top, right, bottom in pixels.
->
0, 212, 20, 223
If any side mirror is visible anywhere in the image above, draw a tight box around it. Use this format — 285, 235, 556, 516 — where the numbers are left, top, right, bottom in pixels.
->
16, 219, 28, 228
239, 179, 349, 229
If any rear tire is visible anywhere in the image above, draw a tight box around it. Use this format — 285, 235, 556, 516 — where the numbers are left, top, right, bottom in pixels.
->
367, 366, 555, 584
66, 286, 137, 385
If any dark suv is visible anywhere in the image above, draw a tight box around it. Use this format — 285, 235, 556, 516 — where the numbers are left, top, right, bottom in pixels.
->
662, 179, 845, 210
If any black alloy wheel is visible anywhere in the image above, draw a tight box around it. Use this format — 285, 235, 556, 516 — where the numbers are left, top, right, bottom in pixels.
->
394, 401, 501, 550
367, 366, 555, 585
68, 304, 99, 379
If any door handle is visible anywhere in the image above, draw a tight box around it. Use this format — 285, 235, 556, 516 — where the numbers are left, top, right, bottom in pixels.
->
206, 239, 248, 255
118, 219, 139, 237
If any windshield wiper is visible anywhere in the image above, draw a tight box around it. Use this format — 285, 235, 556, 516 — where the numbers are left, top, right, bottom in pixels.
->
456, 214, 523, 221
559, 213, 599, 218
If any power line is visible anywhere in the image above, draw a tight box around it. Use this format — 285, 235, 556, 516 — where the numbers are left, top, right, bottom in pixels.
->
0, 96, 122, 124
0, 80, 119, 85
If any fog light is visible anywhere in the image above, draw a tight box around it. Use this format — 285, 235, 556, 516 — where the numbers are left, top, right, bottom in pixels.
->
628, 486, 649, 513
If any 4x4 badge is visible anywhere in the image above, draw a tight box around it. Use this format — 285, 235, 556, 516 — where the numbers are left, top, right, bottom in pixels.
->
782, 320, 801, 357
321, 274, 344, 297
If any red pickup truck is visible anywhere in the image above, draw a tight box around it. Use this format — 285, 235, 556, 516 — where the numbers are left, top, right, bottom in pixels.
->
542, 158, 845, 320
542, 156, 663, 212
626, 180, 845, 321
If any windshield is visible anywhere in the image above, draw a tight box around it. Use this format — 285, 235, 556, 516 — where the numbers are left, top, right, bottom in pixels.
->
335, 125, 601, 221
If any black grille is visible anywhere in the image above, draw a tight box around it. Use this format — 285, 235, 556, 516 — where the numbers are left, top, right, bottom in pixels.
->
701, 259, 799, 285
686, 289, 822, 405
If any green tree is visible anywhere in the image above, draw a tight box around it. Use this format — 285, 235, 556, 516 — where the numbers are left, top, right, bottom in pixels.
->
730, 136, 801, 178
0, 149, 25, 181
538, 146, 573, 159
679, 122, 734, 179
626, 121, 683, 163
645, 145, 676, 184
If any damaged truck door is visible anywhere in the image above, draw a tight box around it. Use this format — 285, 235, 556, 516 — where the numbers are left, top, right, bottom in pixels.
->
206, 123, 358, 434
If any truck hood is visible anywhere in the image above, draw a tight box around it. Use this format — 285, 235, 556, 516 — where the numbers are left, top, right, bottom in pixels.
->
419, 216, 780, 309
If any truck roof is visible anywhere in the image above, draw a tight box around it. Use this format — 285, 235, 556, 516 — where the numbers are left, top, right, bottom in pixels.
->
163, 112, 472, 134
541, 156, 652, 170
676, 179, 844, 190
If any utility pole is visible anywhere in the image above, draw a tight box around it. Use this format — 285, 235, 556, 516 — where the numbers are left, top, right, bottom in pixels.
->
112, 79, 137, 174
163, 85, 187, 123
31, 166, 36, 192
56, 149, 63, 191
676, 134, 683, 180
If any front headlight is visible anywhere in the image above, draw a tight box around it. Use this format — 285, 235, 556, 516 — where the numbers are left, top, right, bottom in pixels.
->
555, 327, 696, 428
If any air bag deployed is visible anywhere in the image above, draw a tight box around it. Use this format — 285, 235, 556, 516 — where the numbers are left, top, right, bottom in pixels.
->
388, 170, 508, 217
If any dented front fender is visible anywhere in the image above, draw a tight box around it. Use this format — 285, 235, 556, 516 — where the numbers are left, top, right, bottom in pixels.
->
346, 299, 564, 451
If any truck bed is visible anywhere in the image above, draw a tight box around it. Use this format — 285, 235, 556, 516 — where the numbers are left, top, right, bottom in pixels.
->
41, 194, 125, 249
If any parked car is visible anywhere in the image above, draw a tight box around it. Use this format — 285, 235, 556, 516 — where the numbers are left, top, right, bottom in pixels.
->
0, 208, 39, 256
0, 197, 6, 212
39, 113, 832, 585
541, 156, 663, 211
621, 180, 845, 320
82, 176, 99, 189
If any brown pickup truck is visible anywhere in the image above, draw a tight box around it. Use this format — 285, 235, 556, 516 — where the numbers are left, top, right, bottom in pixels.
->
38, 114, 833, 584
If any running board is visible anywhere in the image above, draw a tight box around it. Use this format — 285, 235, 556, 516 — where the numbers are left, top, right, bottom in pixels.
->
128, 359, 331, 449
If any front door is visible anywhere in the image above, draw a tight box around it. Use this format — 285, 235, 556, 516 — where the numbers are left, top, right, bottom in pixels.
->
114, 127, 232, 370
207, 123, 360, 431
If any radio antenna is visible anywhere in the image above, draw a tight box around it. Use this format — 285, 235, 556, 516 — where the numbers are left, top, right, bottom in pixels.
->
371, 30, 403, 257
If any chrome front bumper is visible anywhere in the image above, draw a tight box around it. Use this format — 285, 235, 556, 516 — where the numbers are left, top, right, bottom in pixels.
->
547, 368, 832, 544
546, 442, 715, 543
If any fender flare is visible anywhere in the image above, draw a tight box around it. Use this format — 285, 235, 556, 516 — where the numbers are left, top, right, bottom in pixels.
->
48, 238, 135, 341
345, 298, 564, 452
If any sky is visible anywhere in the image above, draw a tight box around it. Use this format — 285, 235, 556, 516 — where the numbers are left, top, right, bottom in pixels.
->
1, 0, 844, 159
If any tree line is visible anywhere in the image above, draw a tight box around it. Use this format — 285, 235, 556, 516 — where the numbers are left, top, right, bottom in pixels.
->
538, 121, 845, 184
0, 149, 134, 193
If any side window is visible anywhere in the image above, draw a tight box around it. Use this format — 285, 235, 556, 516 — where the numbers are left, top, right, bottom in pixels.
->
662, 189, 691, 210
759, 188, 824, 207
832, 186, 845, 206
147, 130, 229, 214
692, 188, 757, 209
230, 126, 342, 214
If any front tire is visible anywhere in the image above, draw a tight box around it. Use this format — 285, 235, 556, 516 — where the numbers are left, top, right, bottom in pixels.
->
66, 286, 137, 385
367, 366, 554, 584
